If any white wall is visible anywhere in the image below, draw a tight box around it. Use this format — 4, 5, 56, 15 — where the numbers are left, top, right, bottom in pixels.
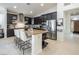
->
57, 3, 64, 18
64, 11, 72, 39
0, 7, 7, 38
34, 6, 57, 17
0, 14, 3, 28
64, 3, 79, 11
57, 3, 64, 41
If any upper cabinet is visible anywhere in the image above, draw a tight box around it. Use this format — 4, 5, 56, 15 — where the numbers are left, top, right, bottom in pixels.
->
33, 12, 57, 25
34, 17, 42, 24
7, 13, 17, 24
42, 15, 48, 20
51, 12, 57, 19
47, 13, 52, 20
42, 12, 57, 20
24, 17, 32, 25
7, 13, 17, 37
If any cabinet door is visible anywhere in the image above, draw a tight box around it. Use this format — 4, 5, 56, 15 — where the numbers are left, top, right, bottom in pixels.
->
7, 13, 12, 24
43, 15, 47, 20
7, 29, 14, 37
47, 14, 52, 20
0, 29, 4, 38
41, 15, 46, 22
7, 13, 17, 24
25, 17, 32, 24
24, 17, 29, 21
51, 12, 57, 19
28, 18, 32, 24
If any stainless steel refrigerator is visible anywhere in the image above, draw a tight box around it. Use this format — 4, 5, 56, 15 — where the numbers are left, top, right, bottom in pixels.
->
46, 19, 57, 40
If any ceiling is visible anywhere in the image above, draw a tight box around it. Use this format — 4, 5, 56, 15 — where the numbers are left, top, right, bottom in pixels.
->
64, 8, 79, 16
0, 3, 56, 17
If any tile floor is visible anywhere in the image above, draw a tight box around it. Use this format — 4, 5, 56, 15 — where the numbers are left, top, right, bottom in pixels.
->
42, 34, 79, 55
0, 37, 31, 55
0, 33, 79, 55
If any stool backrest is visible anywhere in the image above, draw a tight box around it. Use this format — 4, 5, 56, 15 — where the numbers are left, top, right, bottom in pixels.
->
14, 29, 20, 38
19, 29, 28, 41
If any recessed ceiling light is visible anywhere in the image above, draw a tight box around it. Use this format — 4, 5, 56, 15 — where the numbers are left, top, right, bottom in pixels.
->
40, 3, 44, 7
13, 6, 16, 8
30, 11, 32, 13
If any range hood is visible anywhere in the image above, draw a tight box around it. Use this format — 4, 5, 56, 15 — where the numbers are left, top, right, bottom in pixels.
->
19, 13, 24, 22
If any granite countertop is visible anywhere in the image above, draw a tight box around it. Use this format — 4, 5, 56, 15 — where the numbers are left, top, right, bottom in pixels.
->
8, 24, 48, 35
26, 29, 48, 35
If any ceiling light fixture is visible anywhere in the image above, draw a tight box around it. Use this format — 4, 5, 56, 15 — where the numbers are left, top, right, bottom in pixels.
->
40, 3, 44, 7
13, 6, 16, 8
30, 11, 32, 13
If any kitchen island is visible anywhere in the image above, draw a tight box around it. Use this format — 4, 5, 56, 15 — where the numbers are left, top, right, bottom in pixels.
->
9, 22, 48, 55
10, 25, 48, 55
26, 29, 48, 55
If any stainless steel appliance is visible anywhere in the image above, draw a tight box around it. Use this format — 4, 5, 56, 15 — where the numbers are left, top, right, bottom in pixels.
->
46, 19, 57, 40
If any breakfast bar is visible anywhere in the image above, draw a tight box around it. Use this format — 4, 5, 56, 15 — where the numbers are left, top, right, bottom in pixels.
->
9, 22, 48, 54
26, 29, 48, 55
12, 25, 48, 55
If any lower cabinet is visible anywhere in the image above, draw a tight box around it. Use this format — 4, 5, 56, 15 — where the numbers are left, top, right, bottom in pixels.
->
42, 33, 47, 40
0, 29, 4, 38
7, 29, 14, 37
42, 33, 48, 49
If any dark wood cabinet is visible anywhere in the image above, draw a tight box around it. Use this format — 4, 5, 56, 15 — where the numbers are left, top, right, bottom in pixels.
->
7, 13, 17, 24
33, 12, 57, 25
34, 17, 42, 24
47, 14, 51, 20
7, 29, 14, 37
42, 33, 48, 48
0, 29, 4, 38
42, 15, 47, 20
42, 33, 47, 40
28, 18, 32, 24
42, 12, 57, 20
51, 12, 57, 19
7, 13, 17, 37
24, 17, 32, 25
